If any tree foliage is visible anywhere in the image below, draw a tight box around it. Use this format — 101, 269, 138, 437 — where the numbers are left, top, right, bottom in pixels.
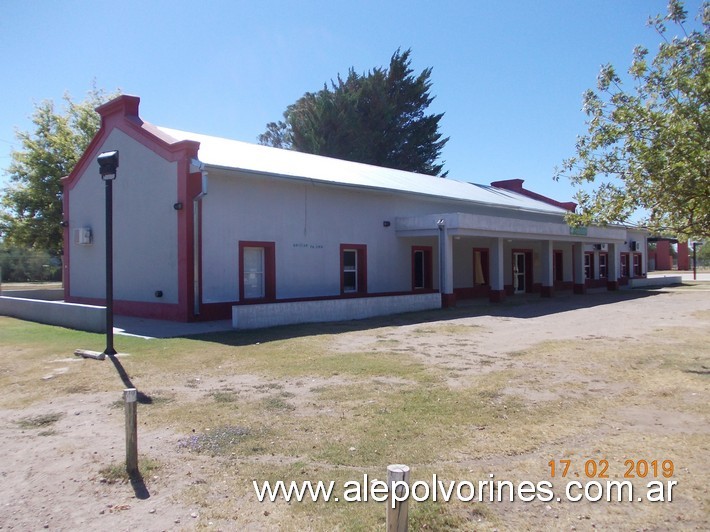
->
0, 243, 61, 282
694, 240, 710, 266
259, 49, 449, 176
556, 1, 709, 239
0, 88, 116, 255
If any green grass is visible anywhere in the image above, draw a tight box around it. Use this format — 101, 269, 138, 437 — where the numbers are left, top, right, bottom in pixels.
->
16, 412, 63, 429
98, 457, 161, 483
1, 303, 709, 530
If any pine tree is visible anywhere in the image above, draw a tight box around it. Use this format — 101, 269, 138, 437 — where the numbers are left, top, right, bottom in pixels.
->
260, 49, 449, 176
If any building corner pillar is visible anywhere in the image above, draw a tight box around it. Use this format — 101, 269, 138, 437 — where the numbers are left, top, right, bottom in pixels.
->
573, 242, 586, 294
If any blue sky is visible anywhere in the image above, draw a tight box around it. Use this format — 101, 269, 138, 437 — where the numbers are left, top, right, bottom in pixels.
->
0, 0, 704, 204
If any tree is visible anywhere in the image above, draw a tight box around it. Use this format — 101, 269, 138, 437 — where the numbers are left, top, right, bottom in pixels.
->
0, 88, 116, 255
259, 49, 449, 176
695, 240, 710, 267
555, 1, 709, 239
0, 243, 61, 282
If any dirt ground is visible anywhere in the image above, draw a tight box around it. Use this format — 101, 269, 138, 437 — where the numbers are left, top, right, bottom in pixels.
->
0, 286, 708, 531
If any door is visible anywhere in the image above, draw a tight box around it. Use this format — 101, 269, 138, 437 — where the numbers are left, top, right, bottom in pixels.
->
513, 252, 526, 294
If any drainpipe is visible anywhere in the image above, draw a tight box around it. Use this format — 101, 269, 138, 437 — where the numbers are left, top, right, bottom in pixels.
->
190, 159, 208, 316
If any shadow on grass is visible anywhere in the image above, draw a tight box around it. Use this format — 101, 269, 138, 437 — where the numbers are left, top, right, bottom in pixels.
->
108, 354, 153, 404
185, 288, 665, 347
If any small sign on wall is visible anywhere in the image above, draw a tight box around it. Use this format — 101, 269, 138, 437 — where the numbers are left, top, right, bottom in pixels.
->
293, 243, 324, 250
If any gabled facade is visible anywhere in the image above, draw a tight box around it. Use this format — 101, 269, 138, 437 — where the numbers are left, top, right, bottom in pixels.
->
63, 96, 647, 328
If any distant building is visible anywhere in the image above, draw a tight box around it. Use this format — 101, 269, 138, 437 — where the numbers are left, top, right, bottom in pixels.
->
62, 96, 647, 328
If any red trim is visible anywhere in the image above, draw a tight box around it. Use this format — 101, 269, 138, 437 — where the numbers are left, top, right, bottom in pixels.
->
554, 280, 574, 291
441, 293, 456, 308
489, 290, 505, 303
238, 241, 276, 302
490, 179, 577, 212
236, 289, 436, 305
63, 96, 200, 192
340, 244, 367, 294
540, 286, 554, 298
62, 95, 200, 323
66, 295, 185, 321
453, 286, 490, 299
411, 246, 433, 290
178, 163, 199, 322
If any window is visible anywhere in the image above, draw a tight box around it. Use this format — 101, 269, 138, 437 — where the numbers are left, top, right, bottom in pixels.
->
341, 244, 367, 294
584, 252, 594, 280
239, 241, 275, 300
343, 250, 358, 292
243, 247, 265, 298
599, 253, 608, 278
620, 253, 629, 278
412, 246, 433, 290
553, 250, 564, 282
633, 253, 642, 277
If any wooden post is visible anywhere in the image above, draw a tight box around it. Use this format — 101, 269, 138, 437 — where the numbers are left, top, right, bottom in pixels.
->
387, 464, 410, 532
124, 388, 138, 476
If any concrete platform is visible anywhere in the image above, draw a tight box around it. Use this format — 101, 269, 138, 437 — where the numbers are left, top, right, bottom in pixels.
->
648, 270, 710, 282
630, 275, 683, 288
113, 316, 233, 339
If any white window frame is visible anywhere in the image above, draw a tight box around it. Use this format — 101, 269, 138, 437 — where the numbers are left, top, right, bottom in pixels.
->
343, 249, 358, 293
243, 246, 265, 299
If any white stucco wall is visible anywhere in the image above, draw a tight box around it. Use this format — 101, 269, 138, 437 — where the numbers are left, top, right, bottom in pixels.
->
198, 169, 647, 304
67, 128, 179, 303
232, 292, 441, 329
201, 171, 547, 303
626, 230, 648, 275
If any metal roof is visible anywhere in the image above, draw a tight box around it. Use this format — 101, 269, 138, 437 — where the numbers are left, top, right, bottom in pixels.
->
156, 125, 568, 215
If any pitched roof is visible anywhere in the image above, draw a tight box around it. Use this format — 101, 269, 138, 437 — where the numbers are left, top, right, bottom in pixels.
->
156, 125, 568, 215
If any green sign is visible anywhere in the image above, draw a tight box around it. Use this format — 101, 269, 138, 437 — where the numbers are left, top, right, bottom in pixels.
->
569, 226, 588, 236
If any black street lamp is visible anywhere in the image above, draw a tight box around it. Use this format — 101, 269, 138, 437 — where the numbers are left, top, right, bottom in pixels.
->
98, 150, 119, 356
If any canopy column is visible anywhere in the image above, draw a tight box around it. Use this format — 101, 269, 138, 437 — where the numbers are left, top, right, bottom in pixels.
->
541, 240, 554, 297
489, 237, 506, 302
607, 243, 619, 291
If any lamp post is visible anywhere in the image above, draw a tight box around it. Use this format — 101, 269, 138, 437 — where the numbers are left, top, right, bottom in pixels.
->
98, 150, 119, 356
437, 218, 446, 307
